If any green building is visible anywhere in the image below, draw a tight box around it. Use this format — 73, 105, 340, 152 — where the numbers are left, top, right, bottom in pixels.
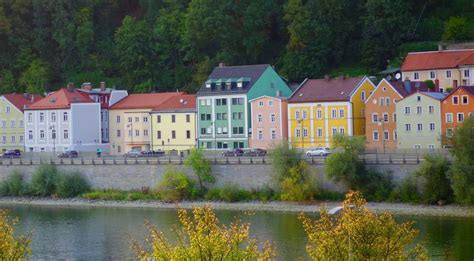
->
196, 64, 292, 149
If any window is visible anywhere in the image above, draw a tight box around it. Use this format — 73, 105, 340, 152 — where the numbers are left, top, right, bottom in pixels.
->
331, 109, 337, 118
417, 106, 422, 114
186, 130, 191, 139
446, 128, 453, 138
393, 113, 397, 122
19, 135, 23, 142
429, 106, 434, 114
117, 146, 121, 153
128, 130, 132, 137
222, 127, 228, 134
27, 113, 32, 123
171, 130, 176, 139
1, 120, 5, 128
39, 113, 44, 122
270, 114, 275, 122
157, 115, 161, 123
232, 112, 243, 120
457, 113, 464, 123
51, 129, 56, 139
384, 130, 389, 140
340, 128, 345, 136
10, 120, 14, 128
405, 124, 411, 131
259, 101, 264, 107
380, 97, 385, 106
268, 100, 273, 106
117, 130, 121, 137
143, 117, 148, 123
462, 95, 468, 104
257, 129, 263, 140
372, 113, 378, 123
429, 71, 436, 79
373, 131, 379, 140
417, 123, 423, 131
405, 107, 411, 115
5, 106, 10, 113
51, 112, 56, 122
128, 117, 132, 123
339, 109, 344, 118
28, 131, 33, 140
414, 72, 419, 80
453, 96, 459, 105
171, 115, 176, 123
186, 114, 190, 123
303, 128, 308, 138
40, 130, 45, 140
446, 70, 452, 79
144, 129, 149, 136
63, 129, 69, 139
206, 99, 211, 106
206, 114, 211, 121
271, 129, 276, 139
216, 99, 221, 106
429, 123, 435, 131
232, 127, 244, 134
1, 136, 5, 144
200, 99, 205, 106
116, 116, 121, 123
302, 110, 308, 119
416, 95, 421, 102
19, 120, 23, 128
386, 97, 390, 106
295, 110, 300, 119
135, 117, 139, 123
157, 130, 162, 139
295, 128, 301, 138
332, 128, 337, 136
135, 129, 140, 136
317, 109, 322, 119
63, 112, 68, 122
383, 113, 388, 122
232, 98, 244, 105
394, 131, 398, 140
10, 136, 15, 143
414, 144, 421, 149
464, 69, 470, 78
317, 128, 323, 137
446, 113, 453, 123
257, 114, 263, 123
361, 91, 366, 101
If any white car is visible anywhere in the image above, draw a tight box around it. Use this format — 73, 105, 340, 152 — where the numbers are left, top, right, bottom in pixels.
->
306, 147, 331, 156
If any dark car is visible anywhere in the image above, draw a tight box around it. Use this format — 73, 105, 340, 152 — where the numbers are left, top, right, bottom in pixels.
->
123, 150, 145, 158
244, 148, 267, 157
0, 149, 21, 158
222, 148, 244, 157
57, 150, 79, 158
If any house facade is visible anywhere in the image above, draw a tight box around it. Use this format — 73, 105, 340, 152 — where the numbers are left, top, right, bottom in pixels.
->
401, 49, 474, 91
396, 92, 447, 150
196, 64, 292, 150
108, 92, 184, 155
0, 93, 41, 151
365, 79, 428, 151
249, 95, 288, 149
24, 87, 105, 153
150, 94, 196, 153
441, 86, 474, 145
287, 76, 375, 149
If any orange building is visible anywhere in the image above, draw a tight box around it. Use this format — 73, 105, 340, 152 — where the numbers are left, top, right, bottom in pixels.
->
365, 79, 428, 151
441, 86, 474, 146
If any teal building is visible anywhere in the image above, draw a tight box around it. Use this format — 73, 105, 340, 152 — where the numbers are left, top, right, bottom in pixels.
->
196, 64, 292, 149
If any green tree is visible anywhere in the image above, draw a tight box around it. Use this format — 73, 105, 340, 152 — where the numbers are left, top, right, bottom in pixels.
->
442, 16, 473, 42
156, 167, 195, 201
19, 59, 49, 94
184, 148, 214, 190
417, 154, 452, 204
0, 70, 16, 93
280, 161, 315, 201
0, 209, 31, 259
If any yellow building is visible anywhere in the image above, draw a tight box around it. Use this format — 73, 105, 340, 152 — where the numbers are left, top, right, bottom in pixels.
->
108, 92, 184, 155
150, 94, 196, 153
287, 76, 375, 149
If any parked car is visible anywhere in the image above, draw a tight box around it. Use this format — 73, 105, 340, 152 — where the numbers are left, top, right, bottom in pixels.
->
123, 150, 145, 158
143, 150, 165, 156
57, 150, 79, 158
222, 148, 244, 157
244, 148, 267, 157
306, 147, 331, 156
0, 149, 21, 158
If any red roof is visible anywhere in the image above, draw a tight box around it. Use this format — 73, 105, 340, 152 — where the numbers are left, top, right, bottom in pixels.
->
27, 88, 94, 110
289, 77, 364, 103
389, 81, 429, 97
401, 49, 474, 71
3, 93, 42, 111
109, 92, 184, 110
152, 94, 196, 111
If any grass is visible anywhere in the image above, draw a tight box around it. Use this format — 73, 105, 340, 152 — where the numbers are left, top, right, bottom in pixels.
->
82, 190, 161, 201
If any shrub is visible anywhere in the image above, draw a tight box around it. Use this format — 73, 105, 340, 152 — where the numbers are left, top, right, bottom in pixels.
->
0, 171, 28, 196
184, 148, 214, 190
156, 167, 195, 201
280, 161, 315, 201
359, 169, 394, 202
30, 164, 60, 197
207, 184, 252, 202
250, 185, 279, 201
390, 177, 421, 203
317, 189, 345, 201
57, 172, 91, 198
417, 155, 452, 204
0, 209, 31, 259
269, 143, 300, 183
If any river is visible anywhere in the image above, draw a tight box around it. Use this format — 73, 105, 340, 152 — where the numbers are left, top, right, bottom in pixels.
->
3, 205, 474, 260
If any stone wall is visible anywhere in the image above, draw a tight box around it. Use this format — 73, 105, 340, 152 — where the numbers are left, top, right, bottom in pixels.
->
0, 163, 420, 191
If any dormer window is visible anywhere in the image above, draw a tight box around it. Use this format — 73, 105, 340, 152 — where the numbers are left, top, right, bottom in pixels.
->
237, 82, 243, 88
226, 82, 231, 90
206, 83, 211, 88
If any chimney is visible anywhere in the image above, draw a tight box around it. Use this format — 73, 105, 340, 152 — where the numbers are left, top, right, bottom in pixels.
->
67, 82, 75, 92
404, 79, 411, 93
100, 81, 106, 91
31, 95, 34, 102
324, 75, 330, 81
23, 93, 30, 100
338, 75, 345, 80
219, 62, 225, 68
453, 80, 458, 90
434, 79, 439, 93
81, 82, 92, 91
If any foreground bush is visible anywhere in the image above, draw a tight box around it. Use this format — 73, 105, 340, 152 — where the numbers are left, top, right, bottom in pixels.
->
30, 164, 60, 197
82, 190, 160, 201
299, 191, 427, 260
132, 206, 274, 260
57, 173, 91, 198
0, 171, 29, 196
0, 209, 31, 259
280, 161, 315, 201
156, 168, 195, 201
390, 177, 421, 203
417, 155, 452, 204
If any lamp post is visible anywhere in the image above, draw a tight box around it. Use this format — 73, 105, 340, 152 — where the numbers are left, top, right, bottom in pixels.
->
127, 123, 133, 151
49, 125, 56, 155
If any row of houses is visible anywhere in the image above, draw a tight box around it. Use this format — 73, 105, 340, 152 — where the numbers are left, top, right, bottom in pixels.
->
0, 49, 473, 154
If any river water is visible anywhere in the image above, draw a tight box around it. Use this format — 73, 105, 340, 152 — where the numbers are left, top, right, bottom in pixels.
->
3, 205, 474, 260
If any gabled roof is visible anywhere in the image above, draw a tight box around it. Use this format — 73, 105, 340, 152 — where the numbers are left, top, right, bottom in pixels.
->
197, 64, 270, 94
389, 80, 429, 97
109, 92, 184, 110
400, 91, 447, 102
2, 93, 42, 112
401, 49, 474, 71
248, 95, 287, 103
27, 88, 94, 110
288, 76, 364, 103
442, 86, 474, 101
152, 94, 196, 112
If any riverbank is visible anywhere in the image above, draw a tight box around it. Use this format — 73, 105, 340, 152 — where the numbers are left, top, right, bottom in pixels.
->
1, 197, 473, 217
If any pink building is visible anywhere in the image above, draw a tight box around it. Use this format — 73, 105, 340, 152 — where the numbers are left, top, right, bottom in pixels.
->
249, 96, 288, 149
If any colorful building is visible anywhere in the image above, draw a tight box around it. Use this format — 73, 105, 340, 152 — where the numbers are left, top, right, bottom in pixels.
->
24, 86, 106, 153
441, 86, 474, 146
396, 92, 447, 150
108, 92, 184, 155
401, 49, 474, 91
287, 76, 375, 149
0, 93, 41, 152
365, 79, 428, 151
249, 95, 288, 149
150, 94, 196, 153
196, 64, 292, 150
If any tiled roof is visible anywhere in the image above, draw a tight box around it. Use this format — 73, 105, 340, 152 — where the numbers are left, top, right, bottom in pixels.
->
289, 77, 364, 103
27, 88, 94, 110
197, 64, 269, 94
401, 49, 474, 71
442, 86, 474, 101
152, 94, 196, 112
3, 93, 42, 111
459, 54, 474, 66
109, 92, 184, 110
420, 92, 447, 100
389, 80, 429, 97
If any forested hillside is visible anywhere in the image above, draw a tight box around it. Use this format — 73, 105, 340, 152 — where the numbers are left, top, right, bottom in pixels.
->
0, 0, 473, 94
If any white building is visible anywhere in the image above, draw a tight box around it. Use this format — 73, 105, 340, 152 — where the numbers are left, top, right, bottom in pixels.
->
24, 86, 108, 153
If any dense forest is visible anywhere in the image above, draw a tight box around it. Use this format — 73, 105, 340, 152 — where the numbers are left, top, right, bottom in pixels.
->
0, 0, 473, 94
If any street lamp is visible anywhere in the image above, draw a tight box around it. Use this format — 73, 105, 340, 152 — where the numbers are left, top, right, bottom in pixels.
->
127, 123, 133, 151
49, 125, 56, 154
